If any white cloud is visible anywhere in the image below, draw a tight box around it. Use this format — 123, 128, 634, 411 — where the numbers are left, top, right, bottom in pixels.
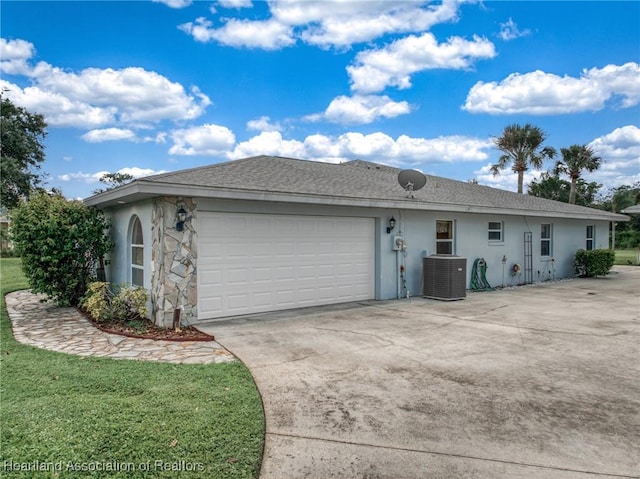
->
179, 0, 463, 50
301, 134, 345, 162
473, 162, 543, 192
152, 0, 192, 8
394, 134, 492, 163
229, 121, 487, 162
464, 62, 640, 114
247, 116, 282, 132
178, 17, 215, 43
145, 132, 168, 144
81, 128, 136, 143
291, 0, 462, 49
326, 132, 492, 165
227, 130, 492, 165
585, 125, 640, 188
58, 171, 107, 184
229, 131, 306, 159
179, 17, 295, 50
169, 124, 236, 156
1, 80, 116, 127
586, 63, 640, 109
118, 166, 168, 178
334, 131, 398, 158
0, 38, 35, 75
348, 33, 496, 94
497, 18, 530, 41
0, 37, 211, 128
218, 0, 252, 8
81, 128, 165, 144
59, 167, 167, 184
589, 125, 640, 159
34, 64, 211, 123
314, 94, 411, 125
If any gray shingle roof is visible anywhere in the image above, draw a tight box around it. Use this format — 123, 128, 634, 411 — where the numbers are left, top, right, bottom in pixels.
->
621, 204, 640, 214
87, 155, 628, 221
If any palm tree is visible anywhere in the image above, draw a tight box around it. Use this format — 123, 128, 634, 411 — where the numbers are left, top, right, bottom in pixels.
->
491, 123, 557, 194
554, 144, 602, 204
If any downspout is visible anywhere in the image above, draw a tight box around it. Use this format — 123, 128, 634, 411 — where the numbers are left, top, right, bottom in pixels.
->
611, 221, 616, 250
396, 249, 401, 299
396, 211, 402, 299
611, 198, 617, 250
396, 249, 410, 299
394, 211, 409, 299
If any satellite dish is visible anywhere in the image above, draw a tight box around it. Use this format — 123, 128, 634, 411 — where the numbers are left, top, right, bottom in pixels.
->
398, 169, 426, 198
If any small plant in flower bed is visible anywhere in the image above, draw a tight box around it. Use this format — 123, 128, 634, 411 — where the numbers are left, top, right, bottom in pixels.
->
80, 281, 213, 340
81, 281, 148, 322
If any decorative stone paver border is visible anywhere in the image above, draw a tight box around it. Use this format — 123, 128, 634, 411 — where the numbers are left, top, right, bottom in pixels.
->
5, 290, 235, 364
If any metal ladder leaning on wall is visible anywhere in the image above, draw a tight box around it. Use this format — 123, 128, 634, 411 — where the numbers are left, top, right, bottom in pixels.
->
524, 232, 533, 284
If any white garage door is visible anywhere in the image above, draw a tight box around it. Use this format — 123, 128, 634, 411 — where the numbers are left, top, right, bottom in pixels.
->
198, 213, 375, 320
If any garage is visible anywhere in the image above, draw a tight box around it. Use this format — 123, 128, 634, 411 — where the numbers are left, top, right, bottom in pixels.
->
198, 212, 375, 320
87, 155, 627, 328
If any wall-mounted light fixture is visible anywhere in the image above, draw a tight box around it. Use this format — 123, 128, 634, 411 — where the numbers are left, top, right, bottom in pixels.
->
386, 216, 396, 234
175, 205, 187, 232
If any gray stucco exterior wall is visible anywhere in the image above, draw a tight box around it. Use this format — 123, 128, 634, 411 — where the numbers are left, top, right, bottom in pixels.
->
104, 197, 198, 326
386, 210, 609, 295
104, 200, 153, 291
103, 196, 610, 325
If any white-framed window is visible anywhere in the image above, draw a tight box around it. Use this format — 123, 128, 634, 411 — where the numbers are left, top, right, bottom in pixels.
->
541, 223, 552, 257
436, 220, 454, 254
130, 216, 144, 287
488, 221, 503, 242
586, 225, 595, 250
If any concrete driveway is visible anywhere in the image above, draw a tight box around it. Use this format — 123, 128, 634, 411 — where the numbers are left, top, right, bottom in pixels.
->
197, 267, 640, 479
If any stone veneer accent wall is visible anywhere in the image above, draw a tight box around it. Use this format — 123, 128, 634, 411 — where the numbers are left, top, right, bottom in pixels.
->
151, 197, 198, 327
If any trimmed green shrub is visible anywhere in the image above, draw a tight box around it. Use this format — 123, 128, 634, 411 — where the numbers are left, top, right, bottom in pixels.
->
574, 248, 616, 277
11, 192, 113, 306
81, 282, 148, 322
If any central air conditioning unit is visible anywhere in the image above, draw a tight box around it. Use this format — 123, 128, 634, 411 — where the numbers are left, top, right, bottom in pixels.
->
423, 255, 467, 300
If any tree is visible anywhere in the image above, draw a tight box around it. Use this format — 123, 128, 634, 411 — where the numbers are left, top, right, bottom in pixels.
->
528, 171, 601, 206
597, 183, 640, 213
554, 144, 602, 204
0, 96, 48, 209
93, 172, 135, 194
11, 192, 114, 306
491, 123, 556, 193
596, 183, 640, 248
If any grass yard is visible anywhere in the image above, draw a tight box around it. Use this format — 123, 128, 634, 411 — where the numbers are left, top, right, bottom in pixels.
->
0, 258, 265, 478
615, 249, 640, 266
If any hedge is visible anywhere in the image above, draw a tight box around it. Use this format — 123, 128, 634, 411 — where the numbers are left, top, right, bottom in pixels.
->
11, 192, 113, 306
574, 248, 615, 277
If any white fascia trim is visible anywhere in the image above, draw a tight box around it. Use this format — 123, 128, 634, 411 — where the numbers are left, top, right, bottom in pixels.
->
85, 182, 628, 222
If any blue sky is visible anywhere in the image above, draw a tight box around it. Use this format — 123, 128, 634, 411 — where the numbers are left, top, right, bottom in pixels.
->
1, 0, 639, 200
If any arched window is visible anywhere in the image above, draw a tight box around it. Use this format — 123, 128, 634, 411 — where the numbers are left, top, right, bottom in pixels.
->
130, 216, 144, 287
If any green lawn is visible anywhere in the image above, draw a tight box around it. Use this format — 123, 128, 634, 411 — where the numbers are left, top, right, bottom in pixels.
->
0, 258, 264, 478
615, 249, 640, 266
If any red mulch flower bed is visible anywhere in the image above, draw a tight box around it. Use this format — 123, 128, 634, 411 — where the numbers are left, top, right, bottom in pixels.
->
80, 309, 215, 341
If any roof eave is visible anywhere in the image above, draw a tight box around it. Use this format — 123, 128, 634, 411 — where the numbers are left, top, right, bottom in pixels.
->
83, 180, 211, 208
84, 182, 628, 222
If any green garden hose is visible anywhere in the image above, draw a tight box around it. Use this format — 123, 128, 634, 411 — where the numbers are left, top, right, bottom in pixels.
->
470, 258, 493, 291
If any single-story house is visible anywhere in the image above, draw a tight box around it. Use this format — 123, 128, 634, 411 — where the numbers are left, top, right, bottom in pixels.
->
85, 155, 629, 326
